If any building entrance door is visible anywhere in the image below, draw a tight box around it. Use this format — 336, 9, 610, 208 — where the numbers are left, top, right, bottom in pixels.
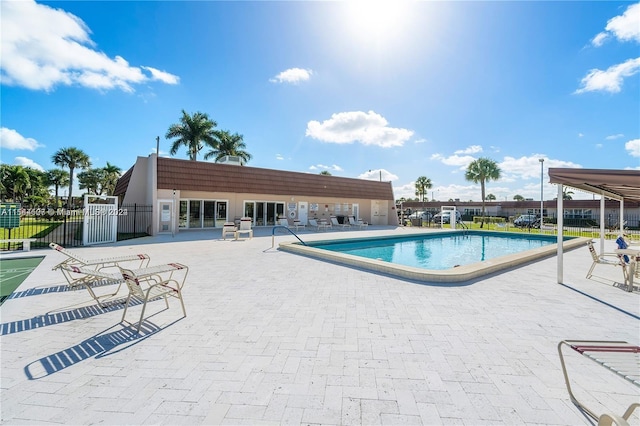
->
298, 201, 308, 224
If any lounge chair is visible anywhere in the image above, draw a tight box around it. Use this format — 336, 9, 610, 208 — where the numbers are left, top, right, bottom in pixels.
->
119, 266, 187, 333
292, 219, 306, 231
330, 216, 350, 229
222, 222, 237, 240
309, 218, 329, 231
278, 218, 290, 228
235, 217, 253, 240
558, 340, 640, 424
59, 264, 124, 307
50, 242, 150, 273
349, 216, 368, 229
585, 241, 627, 281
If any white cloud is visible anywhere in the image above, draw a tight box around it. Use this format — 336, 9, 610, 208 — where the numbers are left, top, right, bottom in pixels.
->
0, 127, 44, 150
499, 155, 581, 180
358, 169, 398, 182
454, 145, 483, 155
575, 57, 640, 94
0, 0, 179, 92
269, 68, 313, 84
592, 3, 640, 47
625, 138, 640, 157
606, 133, 624, 140
578, 133, 584, 138
306, 111, 414, 148
13, 156, 44, 171
309, 164, 343, 172
276, 154, 284, 160
140, 66, 180, 85
430, 153, 476, 169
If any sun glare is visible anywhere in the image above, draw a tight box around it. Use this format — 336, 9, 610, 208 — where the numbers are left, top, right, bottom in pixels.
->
344, 0, 413, 45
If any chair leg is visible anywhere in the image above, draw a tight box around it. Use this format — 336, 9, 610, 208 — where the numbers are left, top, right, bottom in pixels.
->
586, 262, 596, 278
121, 293, 133, 323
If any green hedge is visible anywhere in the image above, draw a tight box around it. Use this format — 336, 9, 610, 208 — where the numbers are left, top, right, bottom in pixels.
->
472, 216, 506, 224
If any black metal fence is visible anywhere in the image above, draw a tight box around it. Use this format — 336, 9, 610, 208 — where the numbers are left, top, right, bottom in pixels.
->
117, 204, 153, 241
0, 204, 153, 251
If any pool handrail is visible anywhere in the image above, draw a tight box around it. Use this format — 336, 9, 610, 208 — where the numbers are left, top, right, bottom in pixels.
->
271, 225, 307, 248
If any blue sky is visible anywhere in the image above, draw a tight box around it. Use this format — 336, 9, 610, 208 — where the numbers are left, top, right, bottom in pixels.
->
1, 1, 639, 202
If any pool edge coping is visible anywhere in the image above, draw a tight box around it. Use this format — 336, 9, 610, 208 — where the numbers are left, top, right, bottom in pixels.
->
278, 232, 591, 283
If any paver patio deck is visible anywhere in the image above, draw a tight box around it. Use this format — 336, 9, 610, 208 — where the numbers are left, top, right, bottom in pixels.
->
1, 226, 638, 425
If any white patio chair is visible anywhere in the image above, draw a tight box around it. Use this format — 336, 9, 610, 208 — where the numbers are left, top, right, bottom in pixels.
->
330, 216, 350, 229
50, 242, 150, 273
221, 222, 237, 240
119, 266, 186, 333
349, 216, 368, 229
235, 217, 253, 239
585, 241, 627, 281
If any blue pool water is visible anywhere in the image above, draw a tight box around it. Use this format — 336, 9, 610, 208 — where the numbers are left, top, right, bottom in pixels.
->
309, 232, 558, 270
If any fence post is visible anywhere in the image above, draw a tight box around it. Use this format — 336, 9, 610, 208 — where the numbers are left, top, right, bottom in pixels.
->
63, 213, 67, 246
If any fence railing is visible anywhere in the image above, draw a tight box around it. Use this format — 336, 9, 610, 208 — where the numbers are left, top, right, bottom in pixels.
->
0, 204, 153, 251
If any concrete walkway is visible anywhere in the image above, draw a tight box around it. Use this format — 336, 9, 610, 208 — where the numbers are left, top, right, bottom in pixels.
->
1, 227, 638, 425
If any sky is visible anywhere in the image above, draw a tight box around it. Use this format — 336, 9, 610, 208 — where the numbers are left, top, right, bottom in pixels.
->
1, 0, 639, 203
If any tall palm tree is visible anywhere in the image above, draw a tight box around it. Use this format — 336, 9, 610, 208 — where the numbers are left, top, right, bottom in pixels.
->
102, 162, 122, 195
465, 157, 501, 228
414, 176, 432, 202
46, 169, 69, 207
52, 147, 91, 209
166, 110, 218, 161
204, 130, 252, 164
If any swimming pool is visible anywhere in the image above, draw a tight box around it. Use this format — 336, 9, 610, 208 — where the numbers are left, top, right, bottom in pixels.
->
279, 230, 589, 283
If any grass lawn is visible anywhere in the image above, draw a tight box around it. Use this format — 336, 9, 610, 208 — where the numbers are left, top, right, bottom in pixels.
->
0, 256, 44, 304
0, 219, 62, 240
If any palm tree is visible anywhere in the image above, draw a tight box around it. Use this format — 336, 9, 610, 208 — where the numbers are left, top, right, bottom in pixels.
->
166, 110, 218, 161
414, 176, 432, 202
52, 147, 91, 209
204, 130, 252, 164
319, 170, 332, 176
513, 194, 525, 201
485, 193, 496, 201
465, 157, 501, 228
1, 165, 30, 202
562, 188, 574, 200
46, 169, 69, 207
102, 162, 122, 195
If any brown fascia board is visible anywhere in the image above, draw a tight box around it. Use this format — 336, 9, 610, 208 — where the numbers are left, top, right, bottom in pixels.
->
114, 166, 134, 196
157, 157, 394, 200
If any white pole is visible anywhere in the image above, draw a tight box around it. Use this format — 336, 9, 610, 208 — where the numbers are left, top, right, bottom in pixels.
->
539, 158, 544, 226
557, 184, 564, 283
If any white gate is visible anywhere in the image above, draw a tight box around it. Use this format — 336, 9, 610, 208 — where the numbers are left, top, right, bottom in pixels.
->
83, 195, 118, 245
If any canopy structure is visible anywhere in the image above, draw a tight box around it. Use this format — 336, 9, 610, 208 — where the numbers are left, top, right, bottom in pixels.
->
548, 168, 640, 202
548, 168, 640, 284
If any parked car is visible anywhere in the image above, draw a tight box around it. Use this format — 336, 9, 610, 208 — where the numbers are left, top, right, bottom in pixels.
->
408, 211, 431, 221
432, 211, 462, 224
513, 214, 539, 228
